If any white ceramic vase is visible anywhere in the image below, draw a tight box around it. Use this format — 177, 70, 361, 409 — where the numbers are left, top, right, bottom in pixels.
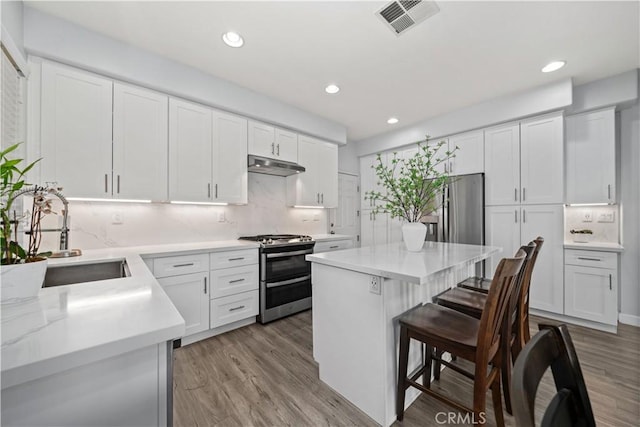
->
402, 222, 427, 252
0, 259, 48, 303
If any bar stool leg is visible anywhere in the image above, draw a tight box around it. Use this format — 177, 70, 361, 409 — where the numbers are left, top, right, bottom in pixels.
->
396, 326, 410, 421
424, 344, 432, 389
433, 348, 443, 381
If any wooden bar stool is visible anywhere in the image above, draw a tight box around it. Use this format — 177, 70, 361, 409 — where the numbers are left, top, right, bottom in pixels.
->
396, 251, 526, 426
434, 238, 543, 413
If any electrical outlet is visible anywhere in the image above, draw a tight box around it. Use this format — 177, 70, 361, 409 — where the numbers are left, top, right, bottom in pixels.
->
111, 211, 123, 225
598, 212, 615, 223
369, 276, 381, 295
583, 210, 592, 222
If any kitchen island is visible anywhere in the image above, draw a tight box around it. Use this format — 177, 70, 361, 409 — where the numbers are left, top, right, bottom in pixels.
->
307, 241, 500, 427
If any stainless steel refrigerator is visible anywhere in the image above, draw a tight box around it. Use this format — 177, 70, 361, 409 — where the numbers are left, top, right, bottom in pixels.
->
441, 173, 485, 246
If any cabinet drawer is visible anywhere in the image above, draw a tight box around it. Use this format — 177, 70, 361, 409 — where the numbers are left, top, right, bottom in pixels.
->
210, 249, 258, 270
210, 265, 258, 299
565, 249, 617, 269
153, 253, 209, 278
314, 239, 353, 253
210, 290, 258, 328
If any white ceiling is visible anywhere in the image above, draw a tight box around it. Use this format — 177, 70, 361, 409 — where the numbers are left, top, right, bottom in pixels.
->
26, 1, 640, 141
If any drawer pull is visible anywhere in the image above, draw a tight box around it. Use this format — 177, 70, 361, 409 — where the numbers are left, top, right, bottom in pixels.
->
229, 278, 245, 284
173, 263, 195, 268
609, 274, 612, 290
228, 257, 245, 261
229, 305, 245, 312
577, 257, 601, 262
204, 277, 207, 294
329, 245, 339, 249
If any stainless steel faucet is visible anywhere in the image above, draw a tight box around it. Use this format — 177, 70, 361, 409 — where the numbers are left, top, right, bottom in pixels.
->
13, 184, 82, 258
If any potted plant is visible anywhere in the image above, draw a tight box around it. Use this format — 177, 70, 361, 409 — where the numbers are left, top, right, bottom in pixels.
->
365, 138, 456, 251
1, 143, 51, 301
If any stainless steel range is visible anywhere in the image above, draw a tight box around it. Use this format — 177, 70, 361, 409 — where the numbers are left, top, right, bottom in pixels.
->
238, 234, 315, 323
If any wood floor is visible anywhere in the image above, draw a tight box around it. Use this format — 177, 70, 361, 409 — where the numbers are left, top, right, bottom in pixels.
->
173, 311, 640, 426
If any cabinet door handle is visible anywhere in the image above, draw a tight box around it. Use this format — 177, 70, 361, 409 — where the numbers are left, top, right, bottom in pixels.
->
271, 142, 275, 155
229, 305, 245, 312
514, 210, 518, 223
105, 174, 109, 193
208, 183, 211, 198
321, 193, 324, 204
514, 188, 518, 202
449, 161, 453, 173
173, 263, 194, 268
117, 175, 121, 194
229, 278, 245, 284
577, 257, 601, 262
204, 277, 207, 294
608, 184, 611, 200
522, 187, 526, 201
215, 183, 218, 199
609, 274, 612, 290
523, 209, 526, 223
444, 163, 448, 173
329, 245, 339, 249
276, 144, 280, 156
228, 257, 245, 261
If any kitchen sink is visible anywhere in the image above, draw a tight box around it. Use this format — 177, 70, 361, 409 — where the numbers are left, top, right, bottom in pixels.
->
43, 260, 130, 288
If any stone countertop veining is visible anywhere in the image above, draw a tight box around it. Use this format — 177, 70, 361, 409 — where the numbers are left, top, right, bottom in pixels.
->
563, 242, 624, 253
1, 239, 260, 389
306, 241, 501, 285
311, 234, 354, 242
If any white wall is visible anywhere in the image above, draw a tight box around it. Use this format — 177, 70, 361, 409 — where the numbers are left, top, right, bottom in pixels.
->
356, 78, 573, 156
570, 69, 639, 114
338, 143, 359, 175
38, 173, 327, 250
620, 103, 640, 323
23, 6, 346, 144
1, 0, 24, 58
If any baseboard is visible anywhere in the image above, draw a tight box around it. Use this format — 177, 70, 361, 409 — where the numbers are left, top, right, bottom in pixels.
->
530, 309, 617, 334
181, 317, 256, 346
619, 313, 640, 327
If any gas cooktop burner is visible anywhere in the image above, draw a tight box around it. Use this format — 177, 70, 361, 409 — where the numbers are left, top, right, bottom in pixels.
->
239, 234, 313, 246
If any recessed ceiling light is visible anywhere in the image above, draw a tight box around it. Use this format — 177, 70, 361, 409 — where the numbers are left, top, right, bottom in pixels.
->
387, 117, 399, 124
222, 31, 244, 48
541, 60, 566, 73
325, 84, 340, 94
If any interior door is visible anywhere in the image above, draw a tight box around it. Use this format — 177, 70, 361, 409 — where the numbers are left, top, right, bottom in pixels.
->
330, 173, 360, 241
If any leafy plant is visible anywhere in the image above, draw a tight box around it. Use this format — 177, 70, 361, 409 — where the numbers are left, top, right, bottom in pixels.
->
364, 138, 457, 223
1, 143, 43, 265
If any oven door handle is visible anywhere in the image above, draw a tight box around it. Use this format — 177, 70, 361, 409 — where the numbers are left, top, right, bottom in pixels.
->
266, 275, 311, 289
266, 249, 314, 259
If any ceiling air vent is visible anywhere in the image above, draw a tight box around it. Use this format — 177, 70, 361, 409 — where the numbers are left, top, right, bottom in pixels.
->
376, 0, 440, 36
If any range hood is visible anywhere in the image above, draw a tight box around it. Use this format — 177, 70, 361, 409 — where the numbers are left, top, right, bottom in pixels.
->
247, 155, 305, 177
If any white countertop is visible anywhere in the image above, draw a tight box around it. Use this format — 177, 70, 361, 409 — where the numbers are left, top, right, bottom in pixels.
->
311, 234, 354, 242
306, 242, 501, 285
1, 239, 259, 389
563, 242, 624, 252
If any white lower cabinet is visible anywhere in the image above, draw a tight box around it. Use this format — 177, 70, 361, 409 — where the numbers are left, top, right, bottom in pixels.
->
157, 272, 209, 336
564, 250, 618, 326
210, 291, 259, 329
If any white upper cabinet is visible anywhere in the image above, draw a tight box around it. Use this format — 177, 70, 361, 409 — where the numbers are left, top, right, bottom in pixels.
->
428, 138, 449, 177
566, 108, 616, 204
169, 99, 213, 202
447, 130, 484, 176
520, 114, 564, 205
248, 120, 297, 162
484, 123, 521, 205
360, 153, 382, 210
41, 61, 113, 198
113, 83, 168, 201
169, 99, 249, 204
286, 135, 338, 207
274, 128, 298, 163
212, 111, 248, 204
485, 113, 563, 206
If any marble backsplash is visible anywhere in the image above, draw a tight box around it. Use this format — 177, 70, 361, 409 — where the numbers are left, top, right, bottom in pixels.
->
37, 173, 327, 250
564, 205, 620, 244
